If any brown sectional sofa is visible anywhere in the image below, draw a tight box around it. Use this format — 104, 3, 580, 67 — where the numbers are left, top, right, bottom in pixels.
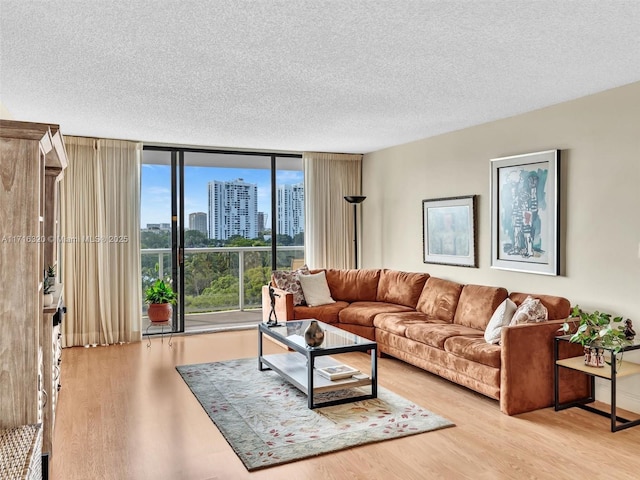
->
262, 268, 589, 415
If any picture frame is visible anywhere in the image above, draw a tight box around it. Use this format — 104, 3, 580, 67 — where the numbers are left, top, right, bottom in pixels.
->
490, 150, 560, 275
422, 195, 477, 267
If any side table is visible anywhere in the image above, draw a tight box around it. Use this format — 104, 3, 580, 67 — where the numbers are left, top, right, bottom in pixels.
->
145, 321, 173, 347
554, 335, 640, 432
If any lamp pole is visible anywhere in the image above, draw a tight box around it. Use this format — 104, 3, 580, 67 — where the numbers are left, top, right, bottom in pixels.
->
344, 196, 366, 268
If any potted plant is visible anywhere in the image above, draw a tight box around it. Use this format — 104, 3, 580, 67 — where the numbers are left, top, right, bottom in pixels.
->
47, 264, 56, 280
144, 279, 177, 322
563, 305, 630, 367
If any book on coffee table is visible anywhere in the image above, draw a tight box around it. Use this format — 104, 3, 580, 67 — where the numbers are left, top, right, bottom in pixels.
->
316, 364, 360, 381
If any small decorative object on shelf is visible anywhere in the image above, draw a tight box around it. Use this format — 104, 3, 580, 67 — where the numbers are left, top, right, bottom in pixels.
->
584, 346, 605, 367
43, 277, 54, 307
563, 305, 631, 367
623, 319, 636, 340
304, 320, 325, 347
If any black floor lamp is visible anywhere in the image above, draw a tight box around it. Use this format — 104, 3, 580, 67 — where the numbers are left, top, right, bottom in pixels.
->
344, 195, 366, 269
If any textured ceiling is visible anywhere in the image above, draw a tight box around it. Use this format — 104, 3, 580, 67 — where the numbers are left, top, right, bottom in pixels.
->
1, 1, 639, 154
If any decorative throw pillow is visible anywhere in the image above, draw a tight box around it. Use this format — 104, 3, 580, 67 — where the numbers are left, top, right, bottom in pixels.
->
272, 264, 310, 306
298, 271, 336, 307
484, 298, 517, 344
509, 296, 548, 325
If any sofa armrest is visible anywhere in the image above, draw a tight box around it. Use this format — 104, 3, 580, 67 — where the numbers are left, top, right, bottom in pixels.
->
500, 319, 590, 415
261, 285, 295, 323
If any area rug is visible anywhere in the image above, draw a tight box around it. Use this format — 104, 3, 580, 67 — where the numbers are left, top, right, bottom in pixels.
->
176, 357, 454, 471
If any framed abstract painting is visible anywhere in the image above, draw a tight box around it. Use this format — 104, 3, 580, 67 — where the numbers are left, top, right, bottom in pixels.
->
422, 195, 477, 267
490, 150, 561, 275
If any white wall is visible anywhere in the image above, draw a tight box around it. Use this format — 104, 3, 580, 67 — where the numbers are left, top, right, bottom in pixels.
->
362, 81, 640, 412
0, 100, 14, 119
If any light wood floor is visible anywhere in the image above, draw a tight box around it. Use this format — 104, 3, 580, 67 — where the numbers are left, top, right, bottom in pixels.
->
52, 329, 640, 480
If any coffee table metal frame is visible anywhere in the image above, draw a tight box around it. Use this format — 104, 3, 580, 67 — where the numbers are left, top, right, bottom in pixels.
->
258, 319, 378, 409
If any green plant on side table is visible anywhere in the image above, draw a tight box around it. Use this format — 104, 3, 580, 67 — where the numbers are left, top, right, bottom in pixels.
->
145, 279, 177, 323
563, 305, 631, 368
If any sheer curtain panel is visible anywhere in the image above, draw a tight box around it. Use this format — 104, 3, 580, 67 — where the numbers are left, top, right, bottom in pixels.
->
59, 137, 142, 347
303, 152, 363, 269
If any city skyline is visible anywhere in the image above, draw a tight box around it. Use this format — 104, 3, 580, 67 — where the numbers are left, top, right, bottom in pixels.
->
141, 164, 304, 230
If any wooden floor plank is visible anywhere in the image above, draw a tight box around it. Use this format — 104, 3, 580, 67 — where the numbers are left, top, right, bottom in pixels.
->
51, 329, 640, 480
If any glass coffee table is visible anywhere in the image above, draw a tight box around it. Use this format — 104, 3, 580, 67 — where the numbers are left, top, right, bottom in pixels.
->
258, 319, 377, 409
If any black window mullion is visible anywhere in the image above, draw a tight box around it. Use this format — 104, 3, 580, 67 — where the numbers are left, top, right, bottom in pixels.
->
271, 155, 277, 270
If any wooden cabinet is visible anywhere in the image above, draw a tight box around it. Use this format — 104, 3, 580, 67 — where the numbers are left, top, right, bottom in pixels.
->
0, 120, 68, 477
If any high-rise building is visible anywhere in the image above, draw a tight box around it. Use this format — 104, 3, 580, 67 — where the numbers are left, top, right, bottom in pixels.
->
277, 183, 304, 238
208, 178, 258, 240
188, 212, 207, 236
257, 212, 268, 234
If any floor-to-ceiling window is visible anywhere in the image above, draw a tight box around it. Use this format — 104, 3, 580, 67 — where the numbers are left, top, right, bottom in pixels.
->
275, 156, 305, 269
141, 147, 303, 333
140, 149, 176, 328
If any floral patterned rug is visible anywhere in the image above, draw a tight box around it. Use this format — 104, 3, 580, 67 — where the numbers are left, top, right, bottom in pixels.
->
176, 357, 454, 471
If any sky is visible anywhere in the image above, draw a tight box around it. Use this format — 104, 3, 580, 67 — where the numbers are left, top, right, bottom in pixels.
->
141, 164, 303, 228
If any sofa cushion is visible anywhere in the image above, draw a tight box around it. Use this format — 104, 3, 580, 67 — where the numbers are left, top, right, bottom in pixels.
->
509, 296, 548, 325
405, 323, 484, 349
272, 264, 310, 306
509, 292, 570, 320
444, 336, 502, 369
376, 269, 430, 308
339, 301, 413, 327
453, 284, 508, 330
416, 277, 464, 322
293, 301, 349, 324
484, 298, 517, 344
374, 311, 448, 337
298, 271, 336, 307
325, 268, 381, 302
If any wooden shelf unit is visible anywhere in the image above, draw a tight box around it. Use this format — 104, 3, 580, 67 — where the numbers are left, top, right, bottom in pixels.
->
0, 119, 68, 478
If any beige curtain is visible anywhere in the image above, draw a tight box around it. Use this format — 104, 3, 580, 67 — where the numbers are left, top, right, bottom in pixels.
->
303, 152, 363, 269
59, 137, 142, 347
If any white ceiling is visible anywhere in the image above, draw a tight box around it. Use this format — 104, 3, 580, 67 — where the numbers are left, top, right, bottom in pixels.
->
1, 1, 639, 154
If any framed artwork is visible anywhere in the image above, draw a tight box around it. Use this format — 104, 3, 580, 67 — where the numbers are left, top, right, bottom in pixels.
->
422, 195, 477, 267
490, 150, 560, 275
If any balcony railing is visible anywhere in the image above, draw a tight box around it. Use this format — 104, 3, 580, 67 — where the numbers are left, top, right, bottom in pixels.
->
141, 246, 304, 317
